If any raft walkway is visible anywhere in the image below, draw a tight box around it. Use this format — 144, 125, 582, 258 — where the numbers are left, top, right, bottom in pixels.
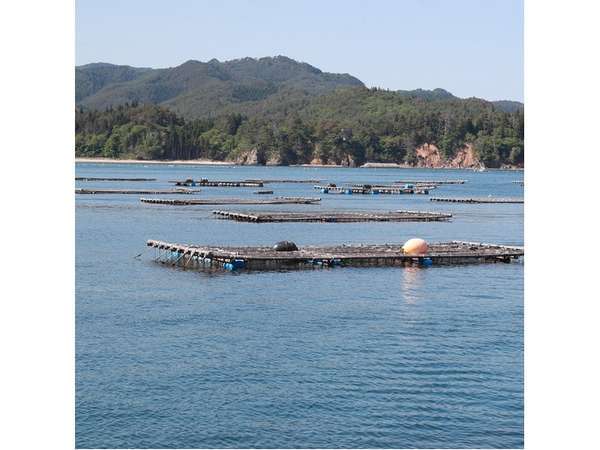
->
315, 185, 430, 195
395, 179, 466, 185
169, 179, 263, 187
430, 197, 524, 204
146, 239, 524, 271
212, 210, 452, 223
245, 179, 321, 184
354, 183, 437, 189
140, 197, 321, 205
76, 177, 156, 181
76, 188, 199, 195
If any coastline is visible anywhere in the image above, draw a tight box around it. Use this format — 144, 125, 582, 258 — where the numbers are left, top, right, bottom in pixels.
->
75, 157, 236, 166
75, 157, 523, 170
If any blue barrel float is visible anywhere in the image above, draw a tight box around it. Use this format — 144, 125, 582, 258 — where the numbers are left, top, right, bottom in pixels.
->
224, 259, 246, 271
419, 257, 433, 267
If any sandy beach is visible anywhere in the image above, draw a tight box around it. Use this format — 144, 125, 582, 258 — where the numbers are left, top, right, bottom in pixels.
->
75, 157, 236, 166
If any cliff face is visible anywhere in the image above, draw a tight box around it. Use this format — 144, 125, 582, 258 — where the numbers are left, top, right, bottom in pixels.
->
414, 144, 445, 167
450, 144, 481, 168
414, 143, 484, 169
234, 148, 259, 165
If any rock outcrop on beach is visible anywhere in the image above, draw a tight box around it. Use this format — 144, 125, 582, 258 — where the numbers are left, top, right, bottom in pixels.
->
413, 143, 485, 169
233, 148, 260, 165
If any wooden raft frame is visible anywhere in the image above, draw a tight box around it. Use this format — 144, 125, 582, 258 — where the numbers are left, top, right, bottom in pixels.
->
212, 210, 453, 223
146, 240, 524, 272
169, 179, 264, 187
76, 188, 199, 195
140, 197, 322, 205
75, 177, 157, 181
395, 179, 466, 185
430, 197, 524, 204
244, 179, 321, 184
314, 185, 431, 195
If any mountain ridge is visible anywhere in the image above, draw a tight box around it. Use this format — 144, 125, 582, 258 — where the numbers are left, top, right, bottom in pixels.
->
76, 56, 365, 117
76, 57, 523, 116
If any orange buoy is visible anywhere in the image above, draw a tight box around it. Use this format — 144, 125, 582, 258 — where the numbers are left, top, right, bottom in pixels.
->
402, 238, 429, 255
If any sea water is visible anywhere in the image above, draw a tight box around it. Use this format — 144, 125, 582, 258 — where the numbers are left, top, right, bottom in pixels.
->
76, 164, 524, 448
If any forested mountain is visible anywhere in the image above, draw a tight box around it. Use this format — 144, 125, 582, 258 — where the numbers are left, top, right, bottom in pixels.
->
76, 56, 364, 117
76, 56, 523, 167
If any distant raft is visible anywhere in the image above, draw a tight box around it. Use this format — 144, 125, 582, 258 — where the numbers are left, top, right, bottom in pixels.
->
146, 240, 524, 272
395, 179, 466, 185
140, 197, 321, 205
75, 177, 157, 181
244, 178, 321, 184
430, 197, 524, 204
76, 188, 199, 195
353, 183, 438, 190
212, 210, 452, 223
314, 184, 431, 195
169, 179, 263, 187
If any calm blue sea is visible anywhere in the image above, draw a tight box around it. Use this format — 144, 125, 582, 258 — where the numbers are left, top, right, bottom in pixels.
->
76, 163, 524, 448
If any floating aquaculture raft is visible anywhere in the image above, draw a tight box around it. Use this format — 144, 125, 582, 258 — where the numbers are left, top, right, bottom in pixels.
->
395, 179, 466, 185
169, 179, 263, 187
76, 188, 199, 195
140, 197, 321, 205
146, 240, 524, 272
314, 185, 430, 195
245, 178, 321, 184
212, 210, 452, 223
352, 183, 438, 190
75, 177, 157, 181
430, 197, 524, 204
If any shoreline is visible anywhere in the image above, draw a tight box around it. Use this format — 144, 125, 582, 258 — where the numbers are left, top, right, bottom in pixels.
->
75, 158, 236, 166
75, 157, 523, 171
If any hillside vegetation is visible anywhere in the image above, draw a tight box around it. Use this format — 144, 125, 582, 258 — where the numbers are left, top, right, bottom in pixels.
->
76, 56, 364, 118
76, 86, 523, 168
76, 56, 523, 167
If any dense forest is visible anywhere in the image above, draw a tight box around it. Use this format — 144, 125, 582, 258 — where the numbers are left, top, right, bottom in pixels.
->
76, 86, 523, 167
75, 57, 524, 167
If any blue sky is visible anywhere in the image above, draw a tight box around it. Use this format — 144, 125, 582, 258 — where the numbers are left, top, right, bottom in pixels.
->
76, 0, 523, 101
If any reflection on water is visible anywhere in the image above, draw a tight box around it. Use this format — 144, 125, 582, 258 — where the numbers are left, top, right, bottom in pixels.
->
401, 266, 424, 304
